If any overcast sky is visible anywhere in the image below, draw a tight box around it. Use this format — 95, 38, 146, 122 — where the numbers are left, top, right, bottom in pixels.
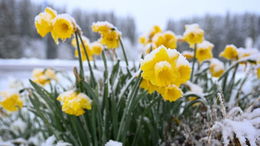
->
33, 0, 260, 33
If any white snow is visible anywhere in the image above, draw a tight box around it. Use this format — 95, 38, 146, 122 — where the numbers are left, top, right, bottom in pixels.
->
167, 48, 179, 59
92, 21, 121, 34
197, 40, 214, 49
210, 58, 224, 72
237, 47, 259, 59
40, 136, 56, 146
105, 140, 123, 146
182, 51, 193, 56
10, 119, 27, 134
183, 23, 204, 36
53, 13, 77, 27
211, 107, 260, 146
184, 81, 204, 96
92, 21, 114, 29
34, 7, 57, 24
155, 61, 171, 69
0, 59, 137, 90
41, 135, 71, 146
176, 54, 190, 67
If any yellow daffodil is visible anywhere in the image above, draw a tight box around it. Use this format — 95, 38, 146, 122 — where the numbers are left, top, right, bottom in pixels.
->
152, 31, 177, 49
32, 68, 57, 85
141, 46, 191, 87
157, 85, 183, 102
57, 90, 92, 116
140, 46, 190, 102
140, 79, 158, 94
72, 36, 93, 61
196, 41, 214, 63
219, 44, 238, 60
209, 58, 225, 78
100, 30, 121, 49
51, 14, 76, 44
183, 24, 204, 47
0, 92, 23, 112
182, 51, 194, 60
91, 42, 103, 55
35, 7, 57, 37
141, 46, 180, 87
92, 21, 121, 49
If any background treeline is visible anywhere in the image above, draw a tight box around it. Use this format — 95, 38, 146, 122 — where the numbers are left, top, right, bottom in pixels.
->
167, 13, 260, 57
0, 0, 260, 59
0, 0, 136, 59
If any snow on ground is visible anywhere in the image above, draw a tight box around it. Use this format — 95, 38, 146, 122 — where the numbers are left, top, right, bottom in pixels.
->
0, 59, 137, 90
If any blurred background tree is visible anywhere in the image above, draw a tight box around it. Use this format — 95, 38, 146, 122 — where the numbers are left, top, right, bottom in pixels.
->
0, 0, 259, 60
167, 12, 260, 57
0, 0, 137, 59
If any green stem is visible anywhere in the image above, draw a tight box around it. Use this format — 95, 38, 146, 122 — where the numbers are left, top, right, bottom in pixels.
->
194, 62, 201, 83
101, 50, 108, 80
93, 57, 98, 69
226, 63, 239, 99
116, 73, 142, 141
75, 33, 84, 79
217, 59, 252, 81
132, 95, 161, 145
190, 44, 197, 81
235, 71, 249, 100
119, 37, 130, 73
76, 32, 96, 87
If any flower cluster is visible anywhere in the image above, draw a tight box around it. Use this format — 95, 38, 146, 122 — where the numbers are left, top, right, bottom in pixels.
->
92, 21, 121, 49
139, 25, 162, 45
57, 90, 92, 116
32, 68, 57, 86
152, 31, 177, 49
219, 44, 259, 61
35, 7, 77, 44
219, 44, 260, 77
0, 91, 23, 112
140, 46, 191, 102
139, 26, 178, 53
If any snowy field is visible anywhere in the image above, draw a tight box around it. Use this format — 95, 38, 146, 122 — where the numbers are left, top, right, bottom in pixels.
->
0, 59, 137, 90
0, 59, 256, 92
